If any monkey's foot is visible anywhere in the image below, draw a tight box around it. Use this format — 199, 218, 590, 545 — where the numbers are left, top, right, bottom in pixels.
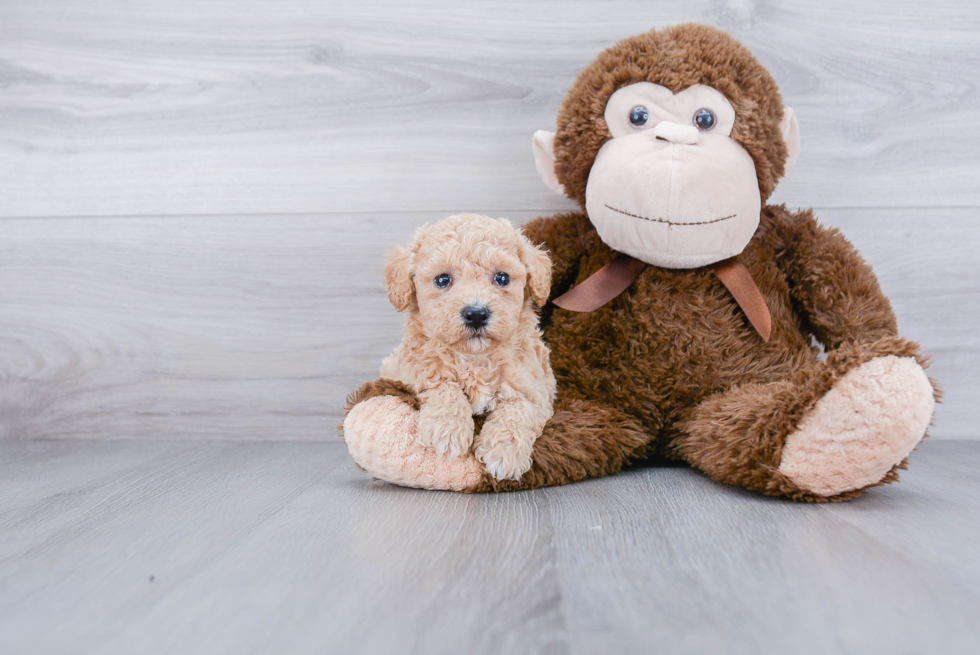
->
343, 396, 484, 491
779, 355, 935, 497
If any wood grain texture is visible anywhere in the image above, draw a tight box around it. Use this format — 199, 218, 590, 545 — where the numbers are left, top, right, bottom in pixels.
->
1, 0, 979, 217
0, 439, 977, 654
0, 208, 974, 441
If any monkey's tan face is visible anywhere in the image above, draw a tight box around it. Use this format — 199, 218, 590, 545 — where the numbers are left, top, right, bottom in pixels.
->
583, 82, 762, 268
413, 241, 528, 353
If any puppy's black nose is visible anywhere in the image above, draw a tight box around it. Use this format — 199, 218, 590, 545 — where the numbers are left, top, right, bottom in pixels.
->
461, 305, 490, 329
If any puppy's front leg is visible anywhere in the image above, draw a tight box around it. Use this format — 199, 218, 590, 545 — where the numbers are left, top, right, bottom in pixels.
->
475, 391, 549, 481
417, 384, 474, 459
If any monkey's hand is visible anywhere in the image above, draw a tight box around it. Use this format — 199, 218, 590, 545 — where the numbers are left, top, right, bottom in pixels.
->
417, 386, 475, 459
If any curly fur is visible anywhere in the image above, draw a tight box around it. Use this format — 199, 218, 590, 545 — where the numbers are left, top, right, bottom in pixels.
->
377, 214, 556, 481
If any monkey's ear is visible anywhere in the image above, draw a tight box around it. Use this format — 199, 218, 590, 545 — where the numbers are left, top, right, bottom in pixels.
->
519, 235, 552, 307
384, 244, 416, 312
532, 130, 565, 195
781, 108, 801, 178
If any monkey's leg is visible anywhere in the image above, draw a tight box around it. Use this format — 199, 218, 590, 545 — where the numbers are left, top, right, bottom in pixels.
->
343, 379, 484, 491
343, 382, 650, 492
671, 337, 937, 502
472, 395, 651, 492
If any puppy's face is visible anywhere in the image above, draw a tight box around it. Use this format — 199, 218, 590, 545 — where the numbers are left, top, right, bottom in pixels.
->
414, 241, 526, 352
385, 215, 551, 353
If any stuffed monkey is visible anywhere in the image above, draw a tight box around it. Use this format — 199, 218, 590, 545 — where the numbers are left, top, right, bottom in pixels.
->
344, 24, 937, 501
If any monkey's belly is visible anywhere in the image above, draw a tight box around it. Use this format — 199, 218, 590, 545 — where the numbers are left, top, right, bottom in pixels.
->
545, 286, 813, 416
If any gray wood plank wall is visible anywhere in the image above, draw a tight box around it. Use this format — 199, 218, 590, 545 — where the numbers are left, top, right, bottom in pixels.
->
1, 0, 978, 441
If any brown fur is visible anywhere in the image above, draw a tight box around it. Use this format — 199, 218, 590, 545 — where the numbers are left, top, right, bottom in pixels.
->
468, 393, 651, 493
554, 24, 789, 208
345, 378, 420, 413
348, 25, 935, 500
494, 204, 931, 500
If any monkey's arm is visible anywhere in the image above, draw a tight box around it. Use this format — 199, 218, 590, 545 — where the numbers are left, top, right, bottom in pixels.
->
520, 212, 593, 301
766, 205, 898, 349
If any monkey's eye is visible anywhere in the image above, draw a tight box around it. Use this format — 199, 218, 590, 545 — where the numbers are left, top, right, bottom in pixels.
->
434, 274, 452, 288
693, 108, 716, 131
629, 105, 649, 128
493, 272, 510, 287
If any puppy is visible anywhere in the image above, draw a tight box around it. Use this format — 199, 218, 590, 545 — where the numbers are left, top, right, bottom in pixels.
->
379, 214, 556, 481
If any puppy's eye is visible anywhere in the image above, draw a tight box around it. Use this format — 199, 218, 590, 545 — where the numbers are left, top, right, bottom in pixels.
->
493, 272, 510, 287
629, 105, 649, 128
434, 274, 452, 288
693, 108, 716, 131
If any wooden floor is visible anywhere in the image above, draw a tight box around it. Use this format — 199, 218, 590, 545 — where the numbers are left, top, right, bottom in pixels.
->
0, 439, 977, 654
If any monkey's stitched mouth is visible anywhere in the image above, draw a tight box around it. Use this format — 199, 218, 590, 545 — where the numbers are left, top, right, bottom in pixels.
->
605, 204, 736, 227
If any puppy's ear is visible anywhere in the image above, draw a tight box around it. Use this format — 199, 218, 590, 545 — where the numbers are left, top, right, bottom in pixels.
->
384, 246, 415, 312
384, 245, 416, 312
519, 234, 552, 307
384, 224, 431, 312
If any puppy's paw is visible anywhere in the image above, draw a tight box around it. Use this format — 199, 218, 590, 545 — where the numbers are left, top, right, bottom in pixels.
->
475, 426, 534, 481
417, 403, 475, 459
477, 444, 533, 481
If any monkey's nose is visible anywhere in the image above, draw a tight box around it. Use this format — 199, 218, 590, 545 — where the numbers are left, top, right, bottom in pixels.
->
461, 305, 490, 329
652, 121, 700, 145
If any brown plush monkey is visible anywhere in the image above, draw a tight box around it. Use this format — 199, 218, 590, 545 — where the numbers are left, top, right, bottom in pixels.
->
344, 24, 937, 501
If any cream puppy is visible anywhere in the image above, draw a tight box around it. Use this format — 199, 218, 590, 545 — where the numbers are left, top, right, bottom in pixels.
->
380, 214, 556, 481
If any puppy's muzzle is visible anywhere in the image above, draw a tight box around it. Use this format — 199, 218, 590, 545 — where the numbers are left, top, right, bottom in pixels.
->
461, 304, 490, 331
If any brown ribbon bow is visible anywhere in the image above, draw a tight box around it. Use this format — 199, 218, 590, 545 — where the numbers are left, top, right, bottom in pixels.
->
553, 253, 771, 342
